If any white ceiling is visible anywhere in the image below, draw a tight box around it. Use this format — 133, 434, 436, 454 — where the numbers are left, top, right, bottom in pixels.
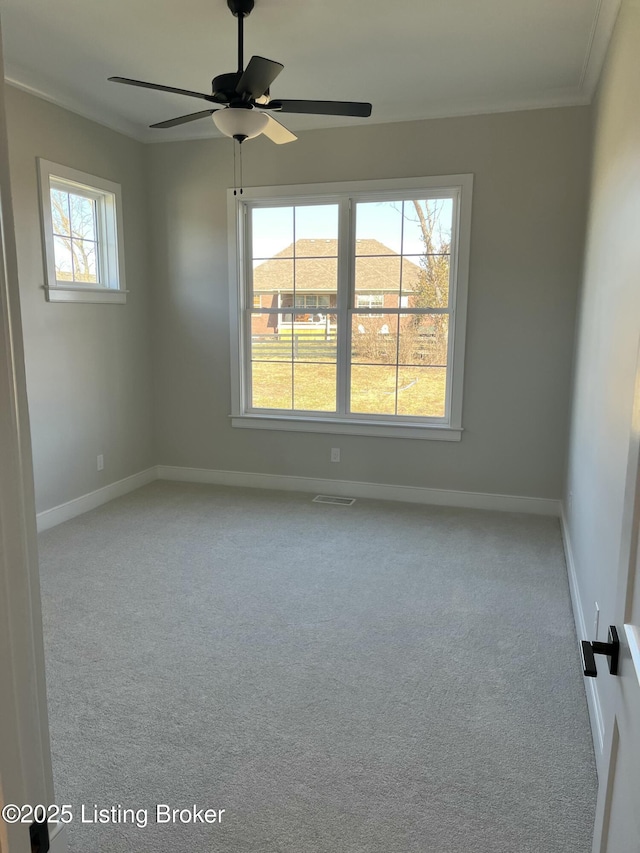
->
0, 0, 621, 143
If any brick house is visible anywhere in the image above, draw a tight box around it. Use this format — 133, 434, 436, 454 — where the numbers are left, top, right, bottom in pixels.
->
251, 238, 423, 335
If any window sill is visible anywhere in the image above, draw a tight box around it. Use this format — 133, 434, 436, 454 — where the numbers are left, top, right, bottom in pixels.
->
231, 414, 463, 441
44, 285, 127, 304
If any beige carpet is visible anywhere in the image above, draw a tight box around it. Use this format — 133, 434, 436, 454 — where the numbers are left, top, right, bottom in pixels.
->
38, 481, 597, 852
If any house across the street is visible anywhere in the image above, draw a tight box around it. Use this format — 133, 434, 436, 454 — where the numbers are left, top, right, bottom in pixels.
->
251, 238, 423, 335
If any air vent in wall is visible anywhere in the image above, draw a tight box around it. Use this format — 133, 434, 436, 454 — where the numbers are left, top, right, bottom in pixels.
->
312, 495, 356, 506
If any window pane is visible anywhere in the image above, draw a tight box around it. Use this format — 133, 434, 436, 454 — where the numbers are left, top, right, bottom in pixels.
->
398, 315, 449, 366
50, 189, 70, 236
251, 362, 293, 409
293, 364, 336, 411
403, 254, 450, 308
355, 256, 400, 298
72, 240, 98, 283
350, 365, 397, 415
351, 314, 398, 364
69, 193, 96, 240
53, 236, 73, 280
355, 201, 402, 255
291, 313, 337, 362
396, 367, 447, 417
251, 313, 293, 361
402, 199, 453, 255
251, 311, 337, 412
350, 365, 447, 418
252, 259, 293, 302
252, 206, 293, 259
293, 205, 339, 252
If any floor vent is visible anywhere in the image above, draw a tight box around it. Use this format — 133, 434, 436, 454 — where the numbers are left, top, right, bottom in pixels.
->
312, 495, 356, 506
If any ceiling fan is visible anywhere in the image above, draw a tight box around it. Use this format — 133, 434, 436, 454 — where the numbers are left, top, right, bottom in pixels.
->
109, 0, 373, 145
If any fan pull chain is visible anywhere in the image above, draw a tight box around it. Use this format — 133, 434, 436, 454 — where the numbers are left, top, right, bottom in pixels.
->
233, 140, 238, 195
232, 139, 244, 196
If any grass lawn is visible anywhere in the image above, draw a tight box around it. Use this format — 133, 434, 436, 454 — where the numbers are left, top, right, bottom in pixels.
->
251, 362, 446, 417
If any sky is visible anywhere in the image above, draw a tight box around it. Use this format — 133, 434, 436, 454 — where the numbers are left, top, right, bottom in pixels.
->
251, 199, 452, 263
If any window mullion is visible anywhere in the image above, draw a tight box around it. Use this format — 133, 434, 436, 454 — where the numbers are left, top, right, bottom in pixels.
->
335, 197, 351, 417
242, 202, 253, 411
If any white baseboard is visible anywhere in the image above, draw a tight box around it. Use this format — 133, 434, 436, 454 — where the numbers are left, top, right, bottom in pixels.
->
36, 465, 561, 534
36, 468, 157, 532
560, 504, 605, 759
156, 465, 561, 516
49, 823, 68, 853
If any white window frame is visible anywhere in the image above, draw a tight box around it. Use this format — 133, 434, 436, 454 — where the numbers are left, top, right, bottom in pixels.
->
228, 174, 472, 441
37, 159, 127, 303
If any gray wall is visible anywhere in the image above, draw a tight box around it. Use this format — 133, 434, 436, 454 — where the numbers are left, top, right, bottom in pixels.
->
149, 106, 590, 498
5, 87, 154, 513
565, 0, 640, 727
5, 86, 592, 510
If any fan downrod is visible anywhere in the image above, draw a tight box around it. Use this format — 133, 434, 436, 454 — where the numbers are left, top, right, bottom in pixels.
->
227, 0, 254, 17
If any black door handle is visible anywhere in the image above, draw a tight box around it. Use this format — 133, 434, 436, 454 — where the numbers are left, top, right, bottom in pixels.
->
581, 625, 619, 677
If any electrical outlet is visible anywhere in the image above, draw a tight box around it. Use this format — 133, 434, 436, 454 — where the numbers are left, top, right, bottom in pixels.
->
97, 454, 104, 471
593, 602, 600, 640
330, 447, 341, 463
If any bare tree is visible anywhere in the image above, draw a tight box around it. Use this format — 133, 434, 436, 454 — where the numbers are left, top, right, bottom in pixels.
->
50, 190, 98, 283
351, 199, 451, 368
407, 199, 450, 365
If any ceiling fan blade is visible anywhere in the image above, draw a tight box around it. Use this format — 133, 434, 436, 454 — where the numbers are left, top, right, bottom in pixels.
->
261, 114, 297, 145
150, 110, 217, 129
236, 56, 283, 99
266, 99, 372, 118
109, 76, 218, 103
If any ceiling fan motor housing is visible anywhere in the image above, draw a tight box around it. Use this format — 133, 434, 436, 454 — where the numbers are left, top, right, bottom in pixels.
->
227, 0, 254, 17
212, 72, 243, 102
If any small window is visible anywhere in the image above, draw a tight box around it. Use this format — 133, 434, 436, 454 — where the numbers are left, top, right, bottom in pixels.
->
37, 159, 127, 303
355, 294, 384, 316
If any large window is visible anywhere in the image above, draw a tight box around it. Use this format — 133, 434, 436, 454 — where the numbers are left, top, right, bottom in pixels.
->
37, 159, 126, 303
228, 175, 472, 440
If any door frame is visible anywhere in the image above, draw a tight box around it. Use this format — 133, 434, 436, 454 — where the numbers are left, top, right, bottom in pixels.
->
0, 19, 57, 853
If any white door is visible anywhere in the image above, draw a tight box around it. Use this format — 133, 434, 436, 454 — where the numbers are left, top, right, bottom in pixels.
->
591, 357, 640, 852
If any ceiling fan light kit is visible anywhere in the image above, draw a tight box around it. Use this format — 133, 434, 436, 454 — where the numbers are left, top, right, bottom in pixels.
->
212, 105, 268, 142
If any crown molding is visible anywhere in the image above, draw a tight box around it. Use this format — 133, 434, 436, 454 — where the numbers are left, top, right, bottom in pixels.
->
1, 73, 596, 147
4, 69, 145, 142
579, 0, 622, 97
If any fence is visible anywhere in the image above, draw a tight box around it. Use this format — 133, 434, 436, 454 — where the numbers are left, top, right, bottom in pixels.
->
252, 332, 337, 361
252, 328, 442, 364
